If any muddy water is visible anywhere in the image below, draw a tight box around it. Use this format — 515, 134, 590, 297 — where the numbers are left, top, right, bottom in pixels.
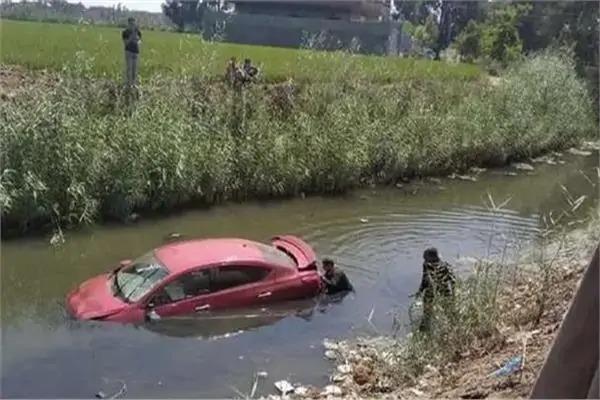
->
2, 153, 598, 398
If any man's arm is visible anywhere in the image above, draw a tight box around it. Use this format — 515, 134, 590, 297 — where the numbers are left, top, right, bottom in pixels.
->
444, 262, 456, 293
415, 263, 429, 296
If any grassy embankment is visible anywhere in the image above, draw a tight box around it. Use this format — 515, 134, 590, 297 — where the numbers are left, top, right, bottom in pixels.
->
0, 19, 481, 83
0, 20, 596, 237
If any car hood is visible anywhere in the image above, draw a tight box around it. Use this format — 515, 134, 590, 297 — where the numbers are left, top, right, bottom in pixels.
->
67, 273, 127, 320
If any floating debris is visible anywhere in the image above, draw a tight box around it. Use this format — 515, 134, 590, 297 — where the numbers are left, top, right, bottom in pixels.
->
258, 371, 268, 378
457, 175, 477, 182
359, 218, 369, 224
448, 173, 478, 182
127, 212, 141, 223
568, 148, 592, 157
95, 391, 106, 399
469, 166, 487, 174
324, 350, 337, 360
274, 380, 294, 395
531, 155, 557, 165
427, 177, 442, 184
331, 374, 345, 383
165, 232, 182, 240
504, 171, 518, 177
395, 183, 404, 189
511, 162, 535, 171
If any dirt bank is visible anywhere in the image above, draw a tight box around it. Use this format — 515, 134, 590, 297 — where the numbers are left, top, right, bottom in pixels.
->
264, 218, 599, 400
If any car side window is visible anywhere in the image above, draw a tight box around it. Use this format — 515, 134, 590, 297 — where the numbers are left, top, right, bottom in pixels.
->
211, 266, 270, 292
150, 269, 211, 306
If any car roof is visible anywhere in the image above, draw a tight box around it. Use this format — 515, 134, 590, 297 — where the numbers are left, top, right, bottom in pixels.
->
154, 238, 277, 274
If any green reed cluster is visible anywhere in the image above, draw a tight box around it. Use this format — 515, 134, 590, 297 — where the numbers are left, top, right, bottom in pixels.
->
0, 50, 594, 235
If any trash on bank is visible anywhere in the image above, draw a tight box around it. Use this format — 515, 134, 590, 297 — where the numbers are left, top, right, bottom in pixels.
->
321, 385, 342, 397
323, 339, 339, 351
274, 380, 294, 395
337, 364, 351, 374
489, 355, 523, 377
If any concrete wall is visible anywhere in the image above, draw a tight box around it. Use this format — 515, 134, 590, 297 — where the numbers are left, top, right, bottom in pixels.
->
201, 10, 412, 56
530, 245, 599, 399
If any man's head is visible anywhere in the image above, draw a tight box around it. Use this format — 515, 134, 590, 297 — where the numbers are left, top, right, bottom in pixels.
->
128, 17, 136, 27
244, 58, 251, 65
423, 247, 440, 263
322, 258, 335, 274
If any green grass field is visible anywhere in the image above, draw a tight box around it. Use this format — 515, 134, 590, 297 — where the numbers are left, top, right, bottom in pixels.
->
0, 19, 482, 82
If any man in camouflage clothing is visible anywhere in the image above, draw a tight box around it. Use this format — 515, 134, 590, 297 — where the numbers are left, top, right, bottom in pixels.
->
414, 247, 456, 332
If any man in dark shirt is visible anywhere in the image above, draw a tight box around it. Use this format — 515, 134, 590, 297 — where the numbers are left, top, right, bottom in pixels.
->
413, 247, 456, 332
321, 258, 353, 295
242, 58, 259, 84
122, 17, 142, 86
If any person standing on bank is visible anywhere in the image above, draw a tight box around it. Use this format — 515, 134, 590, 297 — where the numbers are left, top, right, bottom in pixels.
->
321, 258, 354, 295
413, 247, 456, 332
122, 17, 142, 87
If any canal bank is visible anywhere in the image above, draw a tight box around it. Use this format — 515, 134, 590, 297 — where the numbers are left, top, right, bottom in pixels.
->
1, 51, 596, 237
1, 150, 597, 398
274, 215, 599, 400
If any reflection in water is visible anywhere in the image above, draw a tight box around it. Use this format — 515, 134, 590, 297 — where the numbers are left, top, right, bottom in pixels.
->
1, 153, 597, 398
144, 298, 323, 339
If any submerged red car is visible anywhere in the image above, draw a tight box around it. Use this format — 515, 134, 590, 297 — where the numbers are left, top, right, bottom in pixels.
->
66, 236, 322, 323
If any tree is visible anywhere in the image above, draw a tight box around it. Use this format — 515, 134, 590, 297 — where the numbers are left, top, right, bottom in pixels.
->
162, 0, 206, 32
480, 3, 531, 67
518, 1, 599, 69
453, 19, 481, 62
394, 0, 437, 25
413, 13, 439, 50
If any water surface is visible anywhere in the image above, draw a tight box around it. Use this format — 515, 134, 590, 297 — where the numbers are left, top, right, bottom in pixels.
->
2, 153, 597, 398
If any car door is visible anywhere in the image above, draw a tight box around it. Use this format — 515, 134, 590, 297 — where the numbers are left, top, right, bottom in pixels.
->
206, 264, 273, 310
146, 268, 213, 318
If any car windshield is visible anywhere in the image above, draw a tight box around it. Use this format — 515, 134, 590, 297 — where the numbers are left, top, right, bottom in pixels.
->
115, 252, 169, 303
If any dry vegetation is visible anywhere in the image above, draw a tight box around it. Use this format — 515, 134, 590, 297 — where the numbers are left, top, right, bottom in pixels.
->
268, 215, 599, 400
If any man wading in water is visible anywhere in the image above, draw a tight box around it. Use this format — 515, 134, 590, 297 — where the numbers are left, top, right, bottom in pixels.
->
321, 258, 353, 295
122, 17, 142, 87
413, 247, 456, 332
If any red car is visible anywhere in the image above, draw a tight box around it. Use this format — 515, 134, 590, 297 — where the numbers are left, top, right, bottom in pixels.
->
66, 236, 322, 323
